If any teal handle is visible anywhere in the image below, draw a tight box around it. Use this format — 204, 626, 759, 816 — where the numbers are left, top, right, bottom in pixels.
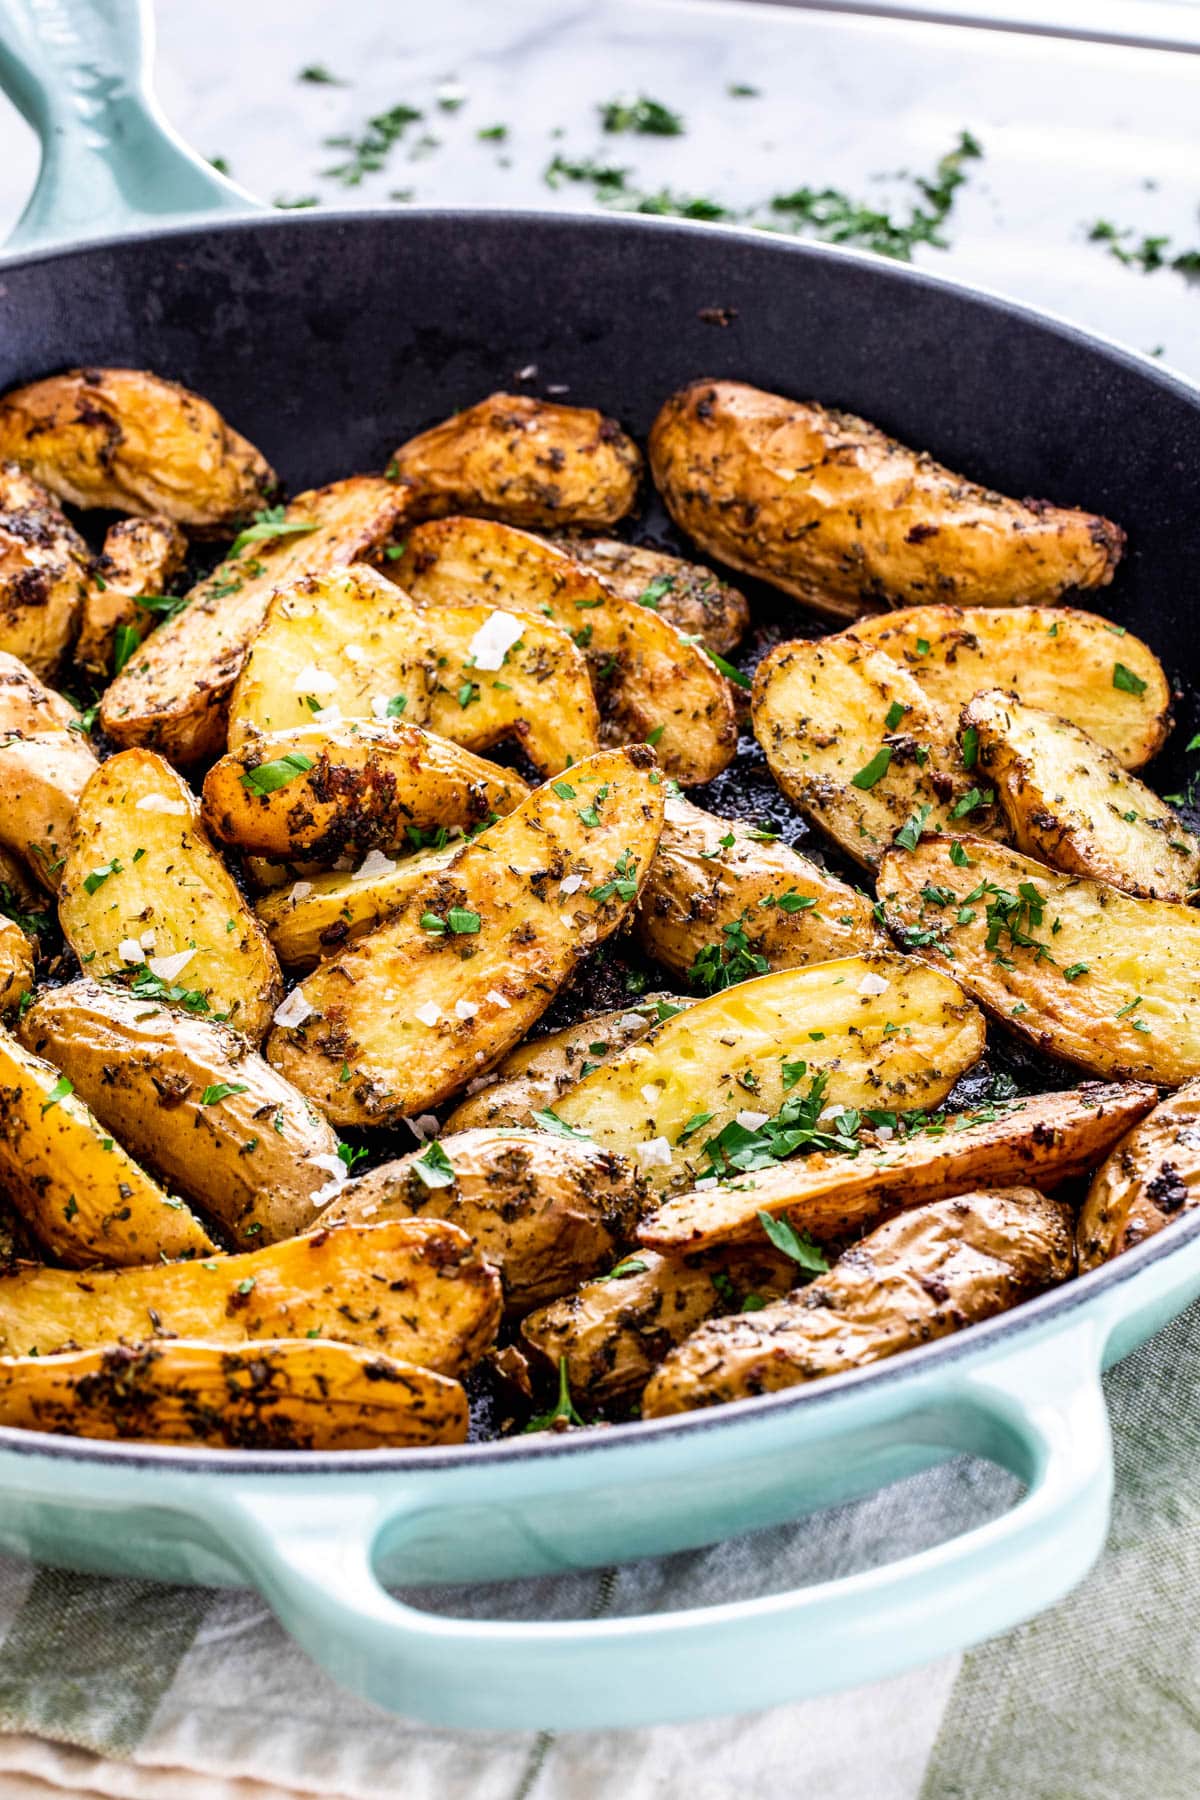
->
0, 0, 264, 250
208, 1319, 1112, 1731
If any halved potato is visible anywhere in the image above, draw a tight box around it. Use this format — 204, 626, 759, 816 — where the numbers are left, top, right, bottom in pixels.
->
76, 516, 189, 677
100, 476, 406, 763
549, 954, 985, 1193
649, 380, 1124, 619
390, 392, 642, 528
0, 368, 277, 532
521, 1244, 797, 1409
0, 651, 79, 735
852, 605, 1169, 771
20, 980, 342, 1248
639, 1080, 1155, 1251
1078, 1081, 1200, 1269
0, 1023, 214, 1266
879, 836, 1200, 1084
962, 689, 1200, 901
635, 794, 886, 979
546, 534, 749, 655
0, 463, 91, 677
266, 746, 665, 1124
57, 749, 282, 1044
226, 563, 599, 778
0, 1338, 469, 1450
0, 1217, 500, 1375
0, 917, 34, 1012
394, 518, 737, 785
0, 724, 97, 891
255, 841, 462, 969
202, 722, 528, 863
752, 634, 996, 868
322, 1127, 644, 1314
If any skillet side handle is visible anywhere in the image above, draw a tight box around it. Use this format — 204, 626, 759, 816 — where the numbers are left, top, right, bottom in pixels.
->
207, 1319, 1113, 1732
0, 0, 263, 251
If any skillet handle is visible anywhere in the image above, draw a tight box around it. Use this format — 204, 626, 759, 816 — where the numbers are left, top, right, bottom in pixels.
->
0, 0, 263, 250
207, 1319, 1113, 1731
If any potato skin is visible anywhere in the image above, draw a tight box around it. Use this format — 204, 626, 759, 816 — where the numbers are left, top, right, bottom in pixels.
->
202, 722, 528, 863
76, 515, 188, 677
1078, 1081, 1200, 1270
322, 1128, 644, 1314
642, 1188, 1075, 1414
20, 980, 341, 1248
255, 841, 461, 969
640, 1080, 1156, 1251
0, 917, 34, 1013
0, 463, 91, 677
852, 605, 1170, 771
649, 380, 1124, 619
0, 712, 97, 894
546, 534, 749, 656
0, 1218, 501, 1376
0, 368, 276, 532
391, 392, 642, 528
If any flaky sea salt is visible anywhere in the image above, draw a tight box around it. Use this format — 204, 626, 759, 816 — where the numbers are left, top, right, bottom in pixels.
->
274, 988, 314, 1028
147, 949, 194, 981
467, 610, 525, 671
414, 1002, 441, 1027
857, 972, 889, 997
352, 848, 396, 881
636, 1136, 672, 1168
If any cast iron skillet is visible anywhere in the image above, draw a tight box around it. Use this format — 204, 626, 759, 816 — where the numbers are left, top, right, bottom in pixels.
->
0, 0, 1199, 1735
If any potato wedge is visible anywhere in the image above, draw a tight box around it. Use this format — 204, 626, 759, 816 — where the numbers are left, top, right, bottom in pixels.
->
521, 1244, 797, 1409
879, 836, 1200, 1084
0, 1339, 469, 1450
0, 1217, 500, 1374
635, 794, 886, 980
752, 635, 996, 868
394, 518, 737, 785
0, 717, 97, 893
444, 993, 691, 1133
266, 747, 665, 1123
0, 463, 91, 677
19, 980, 342, 1248
0, 1023, 214, 1266
255, 841, 462, 969
549, 954, 985, 1193
649, 380, 1124, 619
76, 516, 188, 678
962, 689, 1200, 901
0, 368, 276, 532
639, 1080, 1155, 1251
0, 916, 33, 1012
390, 392, 642, 528
202, 722, 528, 864
226, 563, 599, 778
852, 604, 1170, 771
101, 477, 406, 763
322, 1127, 644, 1314
57, 749, 282, 1044
546, 534, 749, 656
1078, 1081, 1200, 1269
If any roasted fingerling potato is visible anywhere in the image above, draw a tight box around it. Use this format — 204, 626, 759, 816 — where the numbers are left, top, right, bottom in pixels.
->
0, 680, 98, 892
254, 839, 462, 969
0, 463, 91, 678
76, 516, 188, 678
1077, 1080, 1200, 1270
649, 380, 1124, 619
0, 916, 34, 1013
545, 533, 749, 656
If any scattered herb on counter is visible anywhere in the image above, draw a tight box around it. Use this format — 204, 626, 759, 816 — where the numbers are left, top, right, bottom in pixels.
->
209, 155, 232, 176
1088, 219, 1200, 281
323, 102, 424, 186
477, 124, 508, 142
274, 194, 320, 210
544, 153, 632, 198
299, 64, 345, 85
600, 95, 685, 136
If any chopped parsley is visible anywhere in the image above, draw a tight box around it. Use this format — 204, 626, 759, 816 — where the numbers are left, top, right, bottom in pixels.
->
413, 1140, 455, 1188
240, 752, 314, 795
687, 912, 769, 993
40, 1075, 73, 1116
600, 95, 685, 136
758, 1210, 830, 1272
1112, 662, 1148, 696
524, 1356, 585, 1432
851, 747, 892, 790
82, 859, 122, 896
201, 1082, 249, 1106
228, 506, 319, 558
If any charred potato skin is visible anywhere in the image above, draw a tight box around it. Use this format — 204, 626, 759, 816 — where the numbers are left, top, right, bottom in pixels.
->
0, 368, 277, 532
546, 533, 749, 656
19, 980, 341, 1248
643, 1189, 1075, 1415
391, 392, 642, 528
0, 463, 91, 678
0, 916, 34, 1013
649, 380, 1124, 619
76, 515, 188, 677
1078, 1081, 1200, 1269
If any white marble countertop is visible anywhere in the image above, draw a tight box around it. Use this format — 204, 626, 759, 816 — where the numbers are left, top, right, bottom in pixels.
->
0, 0, 1196, 377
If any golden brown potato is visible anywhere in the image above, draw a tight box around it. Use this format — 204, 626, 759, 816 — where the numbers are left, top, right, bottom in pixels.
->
76, 516, 188, 678
635, 794, 886, 979
0, 1218, 500, 1375
0, 915, 34, 1012
0, 463, 91, 677
444, 994, 691, 1133
649, 380, 1124, 620
266, 747, 665, 1124
521, 1244, 797, 1409
394, 518, 738, 785
962, 689, 1200, 902
227, 565, 600, 778
202, 723, 528, 864
19, 980, 342, 1248
879, 836, 1200, 1085
642, 1188, 1075, 1414
0, 716, 97, 893
0, 1022, 214, 1266
322, 1128, 644, 1314
546, 534, 749, 656
1077, 1081, 1200, 1269
57, 749, 282, 1044
255, 840, 462, 969
100, 477, 407, 764
851, 605, 1170, 771
390, 392, 642, 528
0, 1339, 469, 1451
639, 1080, 1155, 1251
550, 954, 985, 1193
0, 368, 276, 532
0, 650, 78, 735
